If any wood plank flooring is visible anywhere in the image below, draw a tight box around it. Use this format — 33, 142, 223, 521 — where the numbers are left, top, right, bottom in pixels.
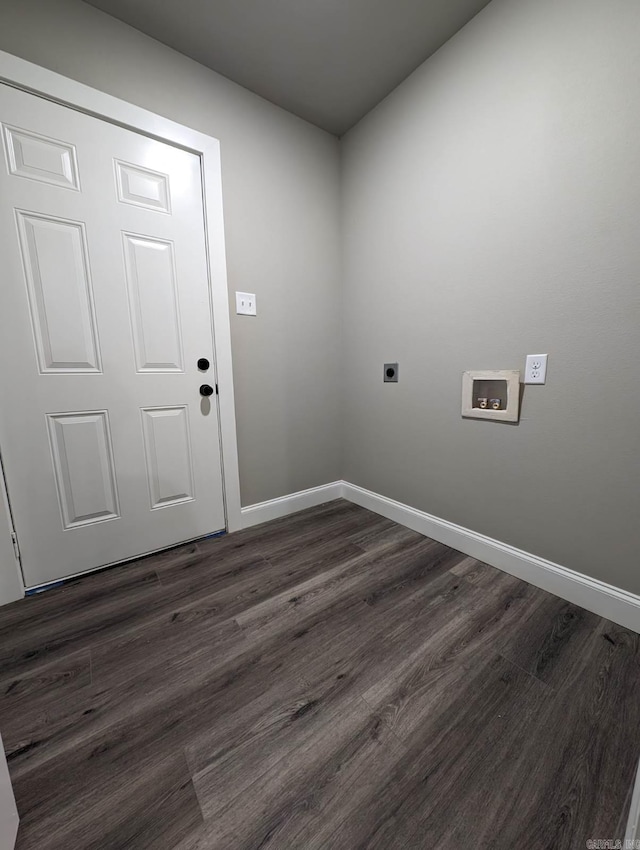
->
1, 499, 639, 849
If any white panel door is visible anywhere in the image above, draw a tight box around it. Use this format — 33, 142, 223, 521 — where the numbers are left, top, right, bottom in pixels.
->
0, 84, 226, 588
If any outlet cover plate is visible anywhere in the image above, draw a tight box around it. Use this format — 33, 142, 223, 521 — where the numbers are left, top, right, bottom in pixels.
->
524, 354, 548, 384
236, 291, 256, 316
383, 363, 398, 382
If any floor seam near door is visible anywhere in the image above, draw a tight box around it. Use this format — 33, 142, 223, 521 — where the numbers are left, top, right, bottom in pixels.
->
495, 652, 555, 692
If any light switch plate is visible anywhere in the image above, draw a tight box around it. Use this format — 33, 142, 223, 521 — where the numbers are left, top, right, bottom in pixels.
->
236, 291, 256, 316
524, 354, 548, 384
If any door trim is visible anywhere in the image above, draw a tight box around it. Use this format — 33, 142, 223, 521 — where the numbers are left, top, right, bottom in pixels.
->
0, 50, 242, 600
0, 451, 23, 604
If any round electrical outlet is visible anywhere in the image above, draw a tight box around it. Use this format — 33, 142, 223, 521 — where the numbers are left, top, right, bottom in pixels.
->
383, 363, 398, 383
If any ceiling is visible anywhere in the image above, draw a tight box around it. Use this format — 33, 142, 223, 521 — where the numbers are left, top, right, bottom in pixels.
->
82, 0, 492, 136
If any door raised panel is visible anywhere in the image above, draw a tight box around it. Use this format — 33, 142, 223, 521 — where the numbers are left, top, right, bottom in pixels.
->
141, 406, 195, 510
123, 233, 184, 372
47, 411, 120, 530
16, 212, 102, 373
115, 160, 171, 213
2, 124, 79, 190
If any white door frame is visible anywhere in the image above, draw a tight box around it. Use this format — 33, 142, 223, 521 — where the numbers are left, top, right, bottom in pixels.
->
0, 50, 242, 599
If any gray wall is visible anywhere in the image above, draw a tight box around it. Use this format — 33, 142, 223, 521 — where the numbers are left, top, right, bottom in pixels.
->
341, 0, 640, 594
0, 0, 342, 509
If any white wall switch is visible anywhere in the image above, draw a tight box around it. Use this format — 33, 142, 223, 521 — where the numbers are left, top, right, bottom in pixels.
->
524, 354, 548, 384
236, 291, 257, 316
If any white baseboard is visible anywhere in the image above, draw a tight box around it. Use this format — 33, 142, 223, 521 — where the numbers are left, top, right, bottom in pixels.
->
240, 481, 343, 529
241, 479, 640, 633
342, 482, 640, 634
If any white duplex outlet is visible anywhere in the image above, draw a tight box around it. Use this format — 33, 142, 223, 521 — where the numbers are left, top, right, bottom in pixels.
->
524, 354, 548, 384
236, 291, 257, 316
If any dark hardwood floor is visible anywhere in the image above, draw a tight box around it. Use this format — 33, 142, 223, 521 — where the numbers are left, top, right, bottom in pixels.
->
1, 499, 639, 849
